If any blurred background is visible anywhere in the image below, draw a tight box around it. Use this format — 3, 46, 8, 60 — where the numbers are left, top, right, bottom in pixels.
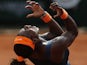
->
0, 0, 87, 27
0, 0, 87, 65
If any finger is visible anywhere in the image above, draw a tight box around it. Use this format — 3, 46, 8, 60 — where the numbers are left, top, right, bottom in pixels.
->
25, 5, 32, 9
27, 1, 39, 7
26, 0, 31, 2
53, 15, 59, 18
26, 1, 36, 5
26, 0, 31, 4
26, 0, 34, 3
50, 2, 59, 6
49, 6, 56, 11
33, 2, 39, 8
26, 0, 39, 6
35, 2, 39, 6
26, 14, 34, 18
49, 6, 52, 9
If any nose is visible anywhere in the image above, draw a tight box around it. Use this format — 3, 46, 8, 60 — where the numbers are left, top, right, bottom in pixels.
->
24, 25, 31, 30
32, 26, 37, 28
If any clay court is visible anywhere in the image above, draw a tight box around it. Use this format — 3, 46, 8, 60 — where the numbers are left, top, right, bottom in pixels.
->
0, 28, 87, 65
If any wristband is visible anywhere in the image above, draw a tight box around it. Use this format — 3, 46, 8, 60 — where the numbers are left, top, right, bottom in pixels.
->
40, 11, 52, 23
60, 9, 68, 20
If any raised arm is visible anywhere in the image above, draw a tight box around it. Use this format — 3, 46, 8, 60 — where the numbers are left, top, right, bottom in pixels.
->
49, 2, 78, 47
25, 1, 64, 40
50, 2, 78, 36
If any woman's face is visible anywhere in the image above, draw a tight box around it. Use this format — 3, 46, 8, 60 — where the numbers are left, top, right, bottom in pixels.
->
24, 25, 40, 44
18, 25, 39, 40
24, 25, 39, 34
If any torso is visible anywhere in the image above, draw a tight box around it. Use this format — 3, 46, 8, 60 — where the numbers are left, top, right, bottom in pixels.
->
29, 40, 69, 64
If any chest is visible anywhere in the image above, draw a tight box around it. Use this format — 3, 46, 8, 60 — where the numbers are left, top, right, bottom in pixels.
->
30, 43, 66, 61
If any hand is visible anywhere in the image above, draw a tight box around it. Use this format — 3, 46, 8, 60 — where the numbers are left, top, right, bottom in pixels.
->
25, 1, 45, 18
49, 2, 63, 18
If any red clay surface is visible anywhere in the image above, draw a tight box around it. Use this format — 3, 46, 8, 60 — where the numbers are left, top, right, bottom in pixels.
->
0, 29, 87, 65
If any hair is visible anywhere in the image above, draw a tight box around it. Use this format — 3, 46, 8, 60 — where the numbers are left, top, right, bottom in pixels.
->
14, 44, 33, 58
